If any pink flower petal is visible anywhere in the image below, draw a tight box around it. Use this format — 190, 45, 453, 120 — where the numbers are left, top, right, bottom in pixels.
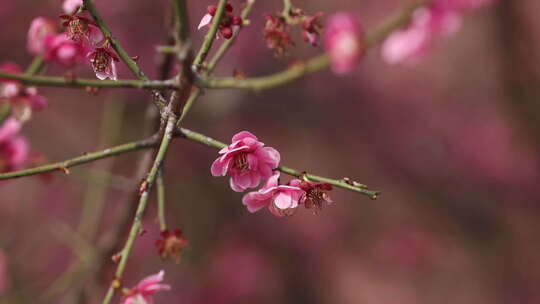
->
198, 13, 213, 30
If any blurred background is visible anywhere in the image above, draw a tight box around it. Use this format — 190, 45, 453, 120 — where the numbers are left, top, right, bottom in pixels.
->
1, 0, 539, 303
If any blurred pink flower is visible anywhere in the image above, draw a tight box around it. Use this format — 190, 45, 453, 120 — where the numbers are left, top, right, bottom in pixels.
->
44, 33, 87, 67
63, 0, 83, 15
381, 0, 496, 64
211, 131, 280, 192
0, 118, 21, 142
27, 17, 58, 55
87, 47, 119, 80
0, 124, 29, 173
324, 13, 364, 75
122, 270, 171, 304
0, 250, 8, 296
242, 173, 305, 217
381, 6, 461, 64
0, 62, 48, 120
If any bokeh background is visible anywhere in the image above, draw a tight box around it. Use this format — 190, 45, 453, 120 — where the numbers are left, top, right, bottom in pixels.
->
1, 0, 539, 303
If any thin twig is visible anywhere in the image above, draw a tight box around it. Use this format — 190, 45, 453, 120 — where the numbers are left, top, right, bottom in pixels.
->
0, 72, 176, 89
101, 115, 178, 304
157, 169, 167, 231
0, 127, 379, 198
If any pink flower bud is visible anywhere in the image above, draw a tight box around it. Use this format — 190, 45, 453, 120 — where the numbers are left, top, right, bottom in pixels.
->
324, 13, 364, 75
27, 17, 58, 55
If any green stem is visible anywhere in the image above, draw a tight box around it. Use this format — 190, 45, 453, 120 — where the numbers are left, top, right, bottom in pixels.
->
0, 135, 159, 180
24, 56, 45, 76
0, 72, 175, 89
101, 115, 178, 304
157, 169, 167, 231
78, 100, 125, 238
192, 0, 229, 68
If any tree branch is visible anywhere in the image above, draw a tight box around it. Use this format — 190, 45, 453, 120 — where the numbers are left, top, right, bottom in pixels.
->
196, 0, 428, 91
0, 71, 176, 90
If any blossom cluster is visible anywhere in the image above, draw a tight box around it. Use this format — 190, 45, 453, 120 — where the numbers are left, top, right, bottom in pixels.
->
211, 131, 333, 217
27, 0, 119, 80
198, 2, 244, 39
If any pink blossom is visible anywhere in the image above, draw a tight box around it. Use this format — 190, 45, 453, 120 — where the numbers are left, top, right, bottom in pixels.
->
44, 33, 87, 67
121, 270, 171, 304
0, 118, 21, 142
60, 14, 104, 46
63, 0, 83, 15
324, 13, 364, 75
242, 173, 305, 217
0, 122, 29, 172
0, 63, 48, 118
211, 131, 280, 192
198, 13, 213, 30
380, 0, 495, 65
87, 47, 119, 80
27, 17, 58, 55
381, 6, 461, 64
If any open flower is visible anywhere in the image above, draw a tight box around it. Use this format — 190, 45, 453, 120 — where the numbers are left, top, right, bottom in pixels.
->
44, 33, 87, 67
121, 270, 171, 304
27, 17, 58, 55
87, 46, 119, 80
324, 13, 364, 75
242, 173, 305, 217
60, 14, 103, 46
211, 131, 280, 192
155, 229, 189, 263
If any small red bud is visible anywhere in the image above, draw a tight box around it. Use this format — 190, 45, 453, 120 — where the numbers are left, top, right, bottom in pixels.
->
232, 16, 243, 26
225, 3, 233, 12
220, 27, 233, 39
207, 5, 217, 16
